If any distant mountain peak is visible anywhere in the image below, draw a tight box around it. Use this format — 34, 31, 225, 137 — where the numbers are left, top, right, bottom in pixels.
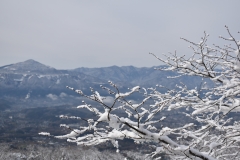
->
0, 59, 56, 73
24, 59, 39, 63
21, 59, 52, 67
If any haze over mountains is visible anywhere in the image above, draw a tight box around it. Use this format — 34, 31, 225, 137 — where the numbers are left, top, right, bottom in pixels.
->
0, 59, 208, 108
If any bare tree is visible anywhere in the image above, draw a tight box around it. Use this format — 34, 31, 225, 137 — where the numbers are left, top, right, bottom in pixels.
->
40, 26, 240, 160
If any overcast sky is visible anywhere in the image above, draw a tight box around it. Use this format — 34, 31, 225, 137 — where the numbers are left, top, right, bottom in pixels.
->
1, 1, 239, 69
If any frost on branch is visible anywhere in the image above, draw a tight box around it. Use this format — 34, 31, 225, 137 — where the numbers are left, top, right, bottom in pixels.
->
40, 26, 240, 159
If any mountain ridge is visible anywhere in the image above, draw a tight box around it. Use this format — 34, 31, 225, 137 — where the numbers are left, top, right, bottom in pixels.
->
0, 59, 57, 74
0, 59, 210, 107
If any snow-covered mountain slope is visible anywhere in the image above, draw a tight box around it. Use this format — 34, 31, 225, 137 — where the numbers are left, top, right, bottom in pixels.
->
0, 60, 211, 101
0, 60, 106, 98
74, 65, 209, 89
0, 59, 57, 74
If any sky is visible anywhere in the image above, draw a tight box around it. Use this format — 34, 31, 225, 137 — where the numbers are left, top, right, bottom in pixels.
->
0, 1, 240, 69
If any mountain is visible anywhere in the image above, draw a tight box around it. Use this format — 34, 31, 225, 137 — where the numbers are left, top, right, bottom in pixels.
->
73, 65, 205, 88
0, 60, 211, 108
0, 59, 57, 74
0, 60, 106, 103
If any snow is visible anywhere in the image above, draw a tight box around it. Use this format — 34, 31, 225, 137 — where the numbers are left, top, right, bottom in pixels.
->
95, 91, 103, 103
115, 86, 140, 98
192, 106, 209, 115
55, 129, 82, 139
209, 142, 221, 150
25, 93, 30, 99
189, 148, 217, 160
14, 78, 24, 82
56, 79, 61, 84
97, 109, 109, 122
39, 132, 50, 136
108, 129, 124, 139
39, 31, 240, 159
46, 94, 58, 100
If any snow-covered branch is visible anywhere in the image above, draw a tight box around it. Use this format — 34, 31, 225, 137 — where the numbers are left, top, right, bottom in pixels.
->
40, 27, 240, 159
